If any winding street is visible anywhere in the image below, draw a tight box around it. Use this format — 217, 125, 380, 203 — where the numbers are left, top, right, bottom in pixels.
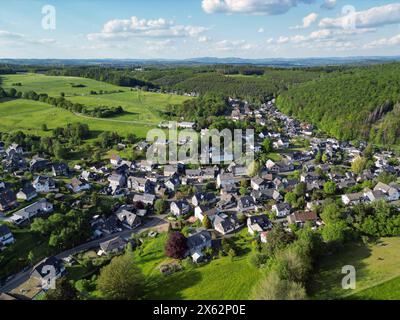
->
0, 215, 168, 294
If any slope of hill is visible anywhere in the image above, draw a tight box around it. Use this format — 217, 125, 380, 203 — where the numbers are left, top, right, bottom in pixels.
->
276, 63, 400, 146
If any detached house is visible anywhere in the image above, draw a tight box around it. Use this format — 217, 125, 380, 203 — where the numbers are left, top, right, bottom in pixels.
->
238, 196, 257, 213
115, 208, 141, 229
186, 230, 212, 263
247, 215, 272, 235
110, 154, 122, 166
342, 192, 365, 206
374, 182, 400, 201
0, 225, 15, 249
170, 200, 190, 217
194, 205, 219, 222
17, 184, 38, 201
213, 213, 242, 235
32, 176, 57, 193
99, 237, 127, 255
52, 163, 70, 177
0, 189, 17, 211
128, 176, 151, 193
31, 256, 66, 285
10, 199, 53, 225
191, 192, 217, 207
251, 177, 269, 191
108, 174, 126, 191
68, 178, 91, 193
272, 202, 291, 218
287, 211, 318, 227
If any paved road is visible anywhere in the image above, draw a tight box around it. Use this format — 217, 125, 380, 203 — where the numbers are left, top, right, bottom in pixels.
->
0, 215, 168, 294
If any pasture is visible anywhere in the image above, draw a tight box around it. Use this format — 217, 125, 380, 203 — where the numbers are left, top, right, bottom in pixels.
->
0, 74, 189, 137
310, 237, 400, 300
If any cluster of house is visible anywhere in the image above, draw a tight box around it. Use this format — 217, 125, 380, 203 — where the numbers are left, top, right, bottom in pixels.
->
1, 96, 400, 296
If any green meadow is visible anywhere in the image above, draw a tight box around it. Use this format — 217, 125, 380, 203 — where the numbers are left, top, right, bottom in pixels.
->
0, 73, 189, 137
133, 232, 262, 300
310, 237, 400, 300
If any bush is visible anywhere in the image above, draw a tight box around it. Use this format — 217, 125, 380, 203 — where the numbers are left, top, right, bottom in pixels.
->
249, 252, 269, 268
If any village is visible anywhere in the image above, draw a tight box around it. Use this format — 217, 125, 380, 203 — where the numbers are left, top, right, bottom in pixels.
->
1, 97, 400, 300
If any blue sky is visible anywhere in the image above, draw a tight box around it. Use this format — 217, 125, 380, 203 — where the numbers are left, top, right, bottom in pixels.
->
1, 0, 400, 59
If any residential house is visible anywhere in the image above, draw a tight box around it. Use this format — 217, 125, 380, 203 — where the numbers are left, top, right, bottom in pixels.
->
0, 189, 17, 211
251, 177, 269, 191
115, 208, 141, 229
0, 225, 14, 249
10, 199, 53, 225
213, 213, 242, 235
32, 176, 57, 193
128, 176, 151, 193
341, 192, 365, 206
216, 173, 241, 188
68, 178, 91, 193
110, 154, 122, 166
247, 215, 272, 235
52, 163, 70, 177
272, 202, 291, 218
99, 237, 127, 255
191, 192, 217, 207
251, 188, 282, 202
287, 211, 318, 227
31, 256, 66, 286
194, 205, 219, 222
30, 157, 49, 172
165, 173, 181, 192
186, 229, 212, 263
6, 143, 23, 156
374, 182, 400, 201
132, 193, 156, 206
108, 174, 126, 191
170, 200, 190, 217
237, 196, 257, 213
17, 184, 37, 201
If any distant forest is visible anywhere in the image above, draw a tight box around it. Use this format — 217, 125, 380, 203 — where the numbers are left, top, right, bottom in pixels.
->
1, 62, 400, 146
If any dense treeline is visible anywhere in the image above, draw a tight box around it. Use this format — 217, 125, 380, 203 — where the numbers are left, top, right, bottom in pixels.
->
166, 93, 230, 127
47, 67, 154, 89
277, 63, 400, 146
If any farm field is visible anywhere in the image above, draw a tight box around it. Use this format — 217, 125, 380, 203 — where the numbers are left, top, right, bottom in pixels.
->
0, 74, 190, 137
133, 232, 262, 300
309, 237, 400, 300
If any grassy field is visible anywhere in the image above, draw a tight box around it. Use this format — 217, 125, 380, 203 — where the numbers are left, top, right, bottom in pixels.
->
0, 74, 189, 137
310, 237, 400, 300
134, 232, 262, 300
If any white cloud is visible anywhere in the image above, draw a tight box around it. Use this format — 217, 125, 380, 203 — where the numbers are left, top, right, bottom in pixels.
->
364, 33, 400, 48
88, 16, 207, 41
145, 39, 176, 51
319, 3, 400, 29
198, 36, 212, 42
321, 0, 336, 10
202, 0, 315, 15
258, 27, 265, 33
291, 12, 318, 29
214, 39, 256, 51
0, 30, 24, 39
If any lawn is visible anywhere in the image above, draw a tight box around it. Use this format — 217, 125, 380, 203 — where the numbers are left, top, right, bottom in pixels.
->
0, 227, 51, 281
0, 73, 190, 137
134, 232, 262, 300
350, 276, 400, 300
309, 237, 400, 300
